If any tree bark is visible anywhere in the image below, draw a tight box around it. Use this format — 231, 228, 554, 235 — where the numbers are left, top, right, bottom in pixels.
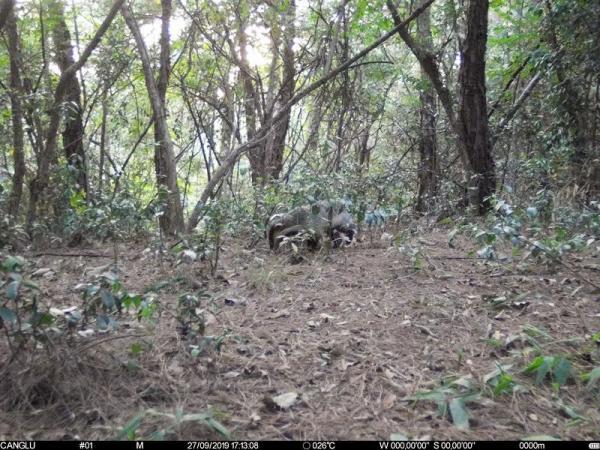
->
50, 0, 88, 194
5, 2, 25, 220
415, 0, 438, 214
122, 1, 185, 235
457, 0, 495, 213
0, 0, 14, 32
236, 6, 261, 183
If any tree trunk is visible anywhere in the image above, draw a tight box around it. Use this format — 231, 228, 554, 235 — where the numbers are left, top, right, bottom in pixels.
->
333, 0, 350, 172
241, 0, 296, 185
264, 0, 296, 180
50, 0, 88, 194
6, 2, 25, 220
122, 1, 184, 235
237, 7, 262, 184
219, 77, 235, 156
0, 0, 14, 32
457, 0, 495, 213
98, 86, 108, 195
415, 0, 438, 214
387, 0, 496, 214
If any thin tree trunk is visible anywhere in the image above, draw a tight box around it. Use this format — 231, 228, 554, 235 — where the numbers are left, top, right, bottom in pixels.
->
415, 0, 438, 214
237, 7, 262, 183
98, 86, 108, 195
122, 1, 184, 235
6, 2, 25, 219
265, 0, 296, 180
219, 77, 235, 156
333, 1, 350, 172
305, 5, 340, 157
50, 0, 88, 194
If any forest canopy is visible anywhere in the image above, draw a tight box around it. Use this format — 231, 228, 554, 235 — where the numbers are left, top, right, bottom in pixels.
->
0, 0, 597, 244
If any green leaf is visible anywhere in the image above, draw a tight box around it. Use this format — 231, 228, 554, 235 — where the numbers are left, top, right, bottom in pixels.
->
525, 356, 552, 384
30, 312, 54, 327
522, 435, 560, 441
411, 389, 446, 403
96, 314, 110, 330
582, 367, 600, 390
449, 398, 469, 430
552, 357, 571, 386
535, 357, 552, 384
0, 307, 17, 324
130, 342, 143, 356
2, 256, 25, 272
22, 279, 40, 291
558, 403, 585, 421
179, 412, 229, 437
100, 289, 115, 309
66, 310, 82, 324
493, 373, 515, 396
526, 207, 538, 218
115, 413, 143, 440
122, 294, 142, 309
203, 417, 230, 437
6, 280, 20, 300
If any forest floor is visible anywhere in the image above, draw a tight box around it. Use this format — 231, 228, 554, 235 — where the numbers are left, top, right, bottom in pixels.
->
1, 227, 599, 440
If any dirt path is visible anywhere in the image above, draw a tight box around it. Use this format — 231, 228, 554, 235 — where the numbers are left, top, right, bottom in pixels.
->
2, 230, 599, 440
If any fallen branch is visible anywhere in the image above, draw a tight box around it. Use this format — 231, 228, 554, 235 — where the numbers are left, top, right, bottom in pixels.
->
32, 252, 111, 258
78, 333, 148, 353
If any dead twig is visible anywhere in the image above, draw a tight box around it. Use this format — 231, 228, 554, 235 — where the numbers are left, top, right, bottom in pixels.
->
32, 252, 111, 258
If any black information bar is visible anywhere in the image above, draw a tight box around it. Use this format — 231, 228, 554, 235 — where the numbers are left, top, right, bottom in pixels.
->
0, 441, 597, 450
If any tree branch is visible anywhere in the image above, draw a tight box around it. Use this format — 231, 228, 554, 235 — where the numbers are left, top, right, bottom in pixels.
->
492, 71, 543, 144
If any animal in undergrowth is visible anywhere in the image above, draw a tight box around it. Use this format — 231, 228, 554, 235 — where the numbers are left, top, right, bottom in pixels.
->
266, 201, 357, 251
331, 210, 357, 247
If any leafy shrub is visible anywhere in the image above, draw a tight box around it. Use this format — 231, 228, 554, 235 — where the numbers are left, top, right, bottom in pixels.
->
64, 190, 153, 242
456, 195, 597, 264
0, 254, 52, 352
1, 254, 157, 358
77, 270, 157, 331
